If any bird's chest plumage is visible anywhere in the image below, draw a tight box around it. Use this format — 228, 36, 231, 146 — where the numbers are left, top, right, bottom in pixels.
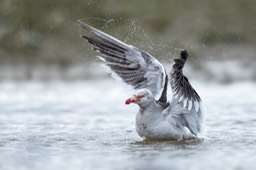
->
135, 110, 182, 139
135, 111, 162, 138
135, 114, 149, 138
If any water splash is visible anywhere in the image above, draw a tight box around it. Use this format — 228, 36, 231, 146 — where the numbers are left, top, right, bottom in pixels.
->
78, 17, 115, 30
124, 19, 137, 43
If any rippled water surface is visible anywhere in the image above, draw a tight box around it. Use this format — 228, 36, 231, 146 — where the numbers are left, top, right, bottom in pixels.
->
0, 80, 256, 170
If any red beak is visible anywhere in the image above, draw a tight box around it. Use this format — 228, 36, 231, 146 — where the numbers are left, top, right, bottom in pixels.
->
125, 97, 140, 105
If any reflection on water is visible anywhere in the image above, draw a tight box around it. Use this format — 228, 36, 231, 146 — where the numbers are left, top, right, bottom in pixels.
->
0, 80, 256, 170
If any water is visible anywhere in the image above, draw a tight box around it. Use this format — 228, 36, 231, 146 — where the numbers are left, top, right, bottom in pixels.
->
0, 80, 256, 170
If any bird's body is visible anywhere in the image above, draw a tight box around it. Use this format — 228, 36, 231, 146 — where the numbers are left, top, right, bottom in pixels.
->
135, 95, 202, 140
136, 102, 183, 140
78, 20, 206, 140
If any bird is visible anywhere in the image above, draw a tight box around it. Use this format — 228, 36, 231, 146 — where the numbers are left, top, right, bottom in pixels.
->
78, 20, 206, 141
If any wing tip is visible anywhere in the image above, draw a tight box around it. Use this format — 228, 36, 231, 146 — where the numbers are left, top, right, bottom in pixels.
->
173, 49, 189, 70
81, 35, 87, 39
77, 19, 94, 32
180, 50, 188, 61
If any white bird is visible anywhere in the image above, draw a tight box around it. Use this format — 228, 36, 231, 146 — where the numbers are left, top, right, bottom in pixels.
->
78, 20, 206, 140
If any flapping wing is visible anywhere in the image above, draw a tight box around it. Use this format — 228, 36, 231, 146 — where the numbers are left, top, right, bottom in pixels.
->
78, 20, 168, 102
170, 50, 205, 135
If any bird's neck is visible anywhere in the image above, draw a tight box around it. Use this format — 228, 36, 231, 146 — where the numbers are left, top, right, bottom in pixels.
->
139, 100, 161, 115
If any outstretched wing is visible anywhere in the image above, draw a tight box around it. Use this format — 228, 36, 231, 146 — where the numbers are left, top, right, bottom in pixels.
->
169, 50, 205, 135
78, 20, 168, 102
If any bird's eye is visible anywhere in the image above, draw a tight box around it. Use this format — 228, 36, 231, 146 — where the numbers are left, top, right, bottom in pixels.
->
137, 95, 144, 99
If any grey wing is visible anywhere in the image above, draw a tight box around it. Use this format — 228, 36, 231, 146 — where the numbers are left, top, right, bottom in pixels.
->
78, 20, 168, 102
169, 50, 205, 135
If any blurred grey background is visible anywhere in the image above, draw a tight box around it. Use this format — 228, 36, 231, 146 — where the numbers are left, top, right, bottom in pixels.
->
1, 0, 255, 82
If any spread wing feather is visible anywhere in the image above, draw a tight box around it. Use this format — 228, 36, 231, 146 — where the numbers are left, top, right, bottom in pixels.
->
78, 20, 168, 102
169, 50, 205, 135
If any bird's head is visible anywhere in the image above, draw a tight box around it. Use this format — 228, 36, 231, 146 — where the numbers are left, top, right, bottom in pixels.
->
125, 89, 154, 108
